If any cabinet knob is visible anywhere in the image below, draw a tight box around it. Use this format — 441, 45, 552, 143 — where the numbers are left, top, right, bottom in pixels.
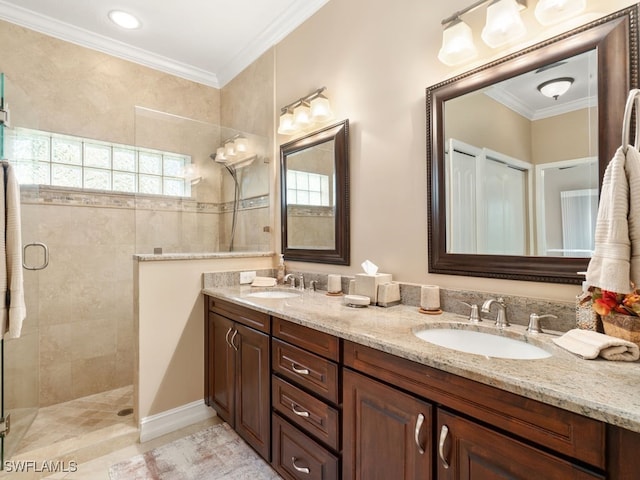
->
291, 457, 310, 474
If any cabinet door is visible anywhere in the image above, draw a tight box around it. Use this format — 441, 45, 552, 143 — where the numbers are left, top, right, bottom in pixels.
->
209, 312, 235, 425
436, 409, 603, 480
235, 322, 271, 461
343, 369, 432, 480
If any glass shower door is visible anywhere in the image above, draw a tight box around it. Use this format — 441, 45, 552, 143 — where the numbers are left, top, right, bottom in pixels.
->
0, 72, 42, 466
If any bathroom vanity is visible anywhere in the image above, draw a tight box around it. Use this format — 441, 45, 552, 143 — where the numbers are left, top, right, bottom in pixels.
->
203, 286, 640, 479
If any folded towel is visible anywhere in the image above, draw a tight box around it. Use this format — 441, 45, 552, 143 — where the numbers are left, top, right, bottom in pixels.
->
251, 276, 277, 287
553, 329, 639, 361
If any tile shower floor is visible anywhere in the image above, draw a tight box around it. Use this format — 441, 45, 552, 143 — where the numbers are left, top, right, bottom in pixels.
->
13, 386, 135, 455
1, 386, 232, 479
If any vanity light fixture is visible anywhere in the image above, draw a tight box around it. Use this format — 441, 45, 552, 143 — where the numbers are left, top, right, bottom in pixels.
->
108, 10, 141, 29
211, 134, 255, 168
438, 0, 527, 66
438, 18, 478, 66
278, 87, 333, 135
535, 0, 586, 26
481, 0, 527, 48
537, 77, 574, 100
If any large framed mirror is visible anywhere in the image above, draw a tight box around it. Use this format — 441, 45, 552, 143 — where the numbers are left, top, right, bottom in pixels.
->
281, 119, 350, 265
427, 6, 638, 284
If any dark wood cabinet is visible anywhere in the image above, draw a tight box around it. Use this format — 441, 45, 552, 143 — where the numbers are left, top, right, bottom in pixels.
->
342, 368, 432, 480
203, 296, 640, 480
271, 316, 342, 480
205, 297, 271, 461
436, 409, 603, 480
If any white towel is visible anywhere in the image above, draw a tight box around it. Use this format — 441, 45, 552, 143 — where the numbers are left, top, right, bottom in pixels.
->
0, 161, 25, 339
553, 329, 639, 361
586, 146, 640, 293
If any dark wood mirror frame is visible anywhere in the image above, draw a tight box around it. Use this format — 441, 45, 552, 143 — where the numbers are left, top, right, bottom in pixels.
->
427, 6, 639, 284
281, 119, 350, 265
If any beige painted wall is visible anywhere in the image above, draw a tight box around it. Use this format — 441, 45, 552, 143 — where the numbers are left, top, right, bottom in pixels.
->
532, 107, 598, 164
274, 0, 637, 302
446, 92, 532, 163
136, 255, 273, 419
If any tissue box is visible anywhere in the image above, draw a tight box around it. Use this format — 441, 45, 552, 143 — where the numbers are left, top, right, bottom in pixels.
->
355, 273, 392, 304
377, 282, 400, 307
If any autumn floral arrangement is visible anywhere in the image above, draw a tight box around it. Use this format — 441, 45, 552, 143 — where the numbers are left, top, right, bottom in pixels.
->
589, 287, 640, 346
591, 287, 640, 318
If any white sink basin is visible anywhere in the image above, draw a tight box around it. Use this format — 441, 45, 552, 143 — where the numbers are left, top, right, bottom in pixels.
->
246, 290, 300, 299
414, 328, 551, 360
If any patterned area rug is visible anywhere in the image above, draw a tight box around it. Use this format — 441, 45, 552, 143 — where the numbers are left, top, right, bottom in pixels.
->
109, 423, 282, 479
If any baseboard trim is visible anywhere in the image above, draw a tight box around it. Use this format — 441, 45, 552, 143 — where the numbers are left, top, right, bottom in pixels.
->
139, 400, 216, 443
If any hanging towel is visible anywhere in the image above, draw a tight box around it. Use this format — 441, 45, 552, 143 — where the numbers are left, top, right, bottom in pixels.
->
585, 146, 640, 293
0, 161, 25, 339
553, 329, 639, 361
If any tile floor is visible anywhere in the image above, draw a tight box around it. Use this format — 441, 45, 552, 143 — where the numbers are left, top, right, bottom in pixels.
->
0, 386, 225, 479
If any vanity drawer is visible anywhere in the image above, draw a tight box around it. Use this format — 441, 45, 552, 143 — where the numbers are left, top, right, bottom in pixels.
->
273, 338, 340, 404
272, 413, 339, 480
273, 316, 340, 361
272, 375, 340, 451
207, 296, 270, 333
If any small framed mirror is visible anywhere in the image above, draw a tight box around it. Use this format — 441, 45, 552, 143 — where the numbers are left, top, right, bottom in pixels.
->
281, 120, 350, 265
427, 6, 638, 284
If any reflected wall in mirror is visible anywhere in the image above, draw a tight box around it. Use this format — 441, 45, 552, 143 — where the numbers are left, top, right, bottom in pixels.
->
427, 6, 638, 284
281, 120, 350, 265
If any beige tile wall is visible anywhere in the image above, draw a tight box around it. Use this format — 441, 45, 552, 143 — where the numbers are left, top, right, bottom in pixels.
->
0, 19, 269, 408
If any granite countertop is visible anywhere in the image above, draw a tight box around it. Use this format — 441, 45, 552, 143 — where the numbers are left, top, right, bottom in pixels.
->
202, 285, 640, 434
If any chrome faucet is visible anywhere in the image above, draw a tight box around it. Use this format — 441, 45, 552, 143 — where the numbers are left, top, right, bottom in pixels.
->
526, 313, 558, 334
481, 298, 510, 327
297, 274, 305, 291
284, 273, 296, 289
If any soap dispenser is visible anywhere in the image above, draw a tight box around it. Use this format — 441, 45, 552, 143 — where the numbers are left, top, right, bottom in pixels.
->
276, 254, 286, 285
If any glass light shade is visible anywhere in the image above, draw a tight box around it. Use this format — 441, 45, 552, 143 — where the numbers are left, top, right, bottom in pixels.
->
277, 109, 299, 135
235, 136, 248, 153
108, 10, 141, 29
438, 19, 478, 66
224, 141, 236, 157
481, 0, 527, 48
535, 0, 586, 26
215, 147, 226, 162
537, 77, 574, 99
310, 95, 333, 122
293, 102, 311, 127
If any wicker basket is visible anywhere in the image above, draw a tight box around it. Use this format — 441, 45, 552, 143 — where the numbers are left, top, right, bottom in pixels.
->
601, 313, 640, 348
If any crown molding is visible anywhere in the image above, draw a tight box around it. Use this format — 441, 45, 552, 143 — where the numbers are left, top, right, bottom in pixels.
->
0, 1, 221, 87
0, 0, 330, 89
216, 0, 330, 86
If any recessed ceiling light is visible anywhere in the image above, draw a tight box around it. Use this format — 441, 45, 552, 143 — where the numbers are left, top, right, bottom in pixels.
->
108, 10, 141, 29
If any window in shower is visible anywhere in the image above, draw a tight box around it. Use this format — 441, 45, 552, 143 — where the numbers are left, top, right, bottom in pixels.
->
286, 169, 330, 206
4, 127, 193, 197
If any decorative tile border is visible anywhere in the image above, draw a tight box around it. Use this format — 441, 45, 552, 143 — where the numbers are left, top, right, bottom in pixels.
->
19, 185, 268, 214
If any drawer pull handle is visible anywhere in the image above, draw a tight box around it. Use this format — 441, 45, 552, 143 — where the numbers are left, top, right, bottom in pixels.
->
414, 413, 425, 454
291, 403, 310, 418
291, 363, 310, 375
291, 457, 310, 474
225, 327, 233, 348
230, 329, 239, 351
438, 424, 450, 469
